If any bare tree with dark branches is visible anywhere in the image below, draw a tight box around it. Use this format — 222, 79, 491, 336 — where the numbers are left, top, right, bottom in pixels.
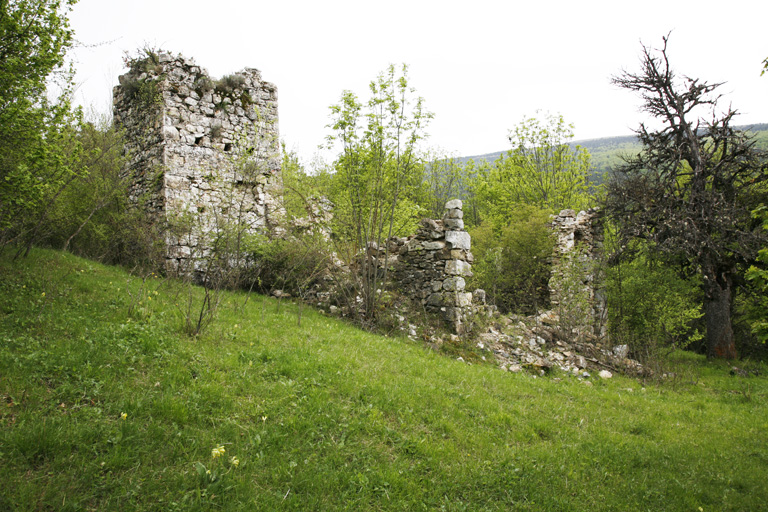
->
606, 35, 768, 359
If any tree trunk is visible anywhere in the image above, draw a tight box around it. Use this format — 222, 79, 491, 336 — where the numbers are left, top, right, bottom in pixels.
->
704, 274, 738, 359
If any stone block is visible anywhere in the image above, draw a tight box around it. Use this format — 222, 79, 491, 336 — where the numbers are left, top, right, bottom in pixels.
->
445, 259, 471, 276
426, 293, 444, 306
444, 199, 463, 210
445, 231, 470, 250
443, 218, 464, 230
443, 276, 466, 292
455, 292, 473, 307
423, 241, 446, 250
162, 125, 180, 140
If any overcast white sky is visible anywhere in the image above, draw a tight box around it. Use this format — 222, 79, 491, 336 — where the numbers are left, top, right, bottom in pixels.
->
69, 0, 767, 165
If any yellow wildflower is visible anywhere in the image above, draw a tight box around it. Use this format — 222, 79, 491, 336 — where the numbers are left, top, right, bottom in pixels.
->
230, 456, 240, 468
212, 445, 226, 458
120, 412, 127, 420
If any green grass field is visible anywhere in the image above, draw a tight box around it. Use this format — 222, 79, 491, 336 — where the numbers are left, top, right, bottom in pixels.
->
1, 249, 767, 511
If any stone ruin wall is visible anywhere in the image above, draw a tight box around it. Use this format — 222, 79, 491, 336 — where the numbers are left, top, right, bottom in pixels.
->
549, 208, 606, 339
113, 51, 607, 337
388, 200, 483, 334
113, 51, 281, 274
384, 203, 605, 336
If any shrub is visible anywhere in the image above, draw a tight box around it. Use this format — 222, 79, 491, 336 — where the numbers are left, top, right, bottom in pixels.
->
606, 250, 703, 363
468, 204, 553, 314
194, 76, 215, 95
245, 233, 330, 299
215, 74, 246, 95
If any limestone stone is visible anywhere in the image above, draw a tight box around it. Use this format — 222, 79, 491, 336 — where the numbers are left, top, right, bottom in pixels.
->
445, 231, 470, 250
445, 199, 463, 210
114, 50, 281, 276
445, 260, 471, 276
422, 241, 446, 250
548, 207, 605, 340
387, 199, 484, 334
427, 293, 443, 306
455, 292, 473, 307
443, 276, 466, 292
445, 209, 464, 219
443, 218, 464, 230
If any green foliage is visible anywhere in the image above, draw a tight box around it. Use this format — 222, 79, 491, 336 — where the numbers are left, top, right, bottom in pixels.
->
280, 145, 333, 220
606, 244, 704, 362
606, 37, 768, 359
743, 205, 768, 344
246, 232, 330, 299
211, 74, 252, 109
0, 0, 82, 252
215, 73, 246, 94
468, 205, 553, 314
2, 249, 768, 510
420, 150, 476, 220
325, 64, 432, 321
36, 114, 129, 259
474, 112, 592, 224
194, 75, 215, 95
120, 48, 164, 107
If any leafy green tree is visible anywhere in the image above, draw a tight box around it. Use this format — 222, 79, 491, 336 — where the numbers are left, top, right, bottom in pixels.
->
742, 206, 768, 344
606, 241, 704, 363
0, 0, 82, 253
37, 114, 128, 259
421, 150, 470, 219
606, 36, 768, 359
468, 204, 553, 314
325, 64, 431, 322
475, 112, 592, 225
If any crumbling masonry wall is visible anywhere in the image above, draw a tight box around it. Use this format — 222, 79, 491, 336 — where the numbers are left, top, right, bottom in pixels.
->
389, 200, 480, 334
113, 51, 281, 274
549, 208, 606, 339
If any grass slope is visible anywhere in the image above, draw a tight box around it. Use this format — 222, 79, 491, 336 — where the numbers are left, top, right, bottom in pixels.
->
1, 249, 767, 511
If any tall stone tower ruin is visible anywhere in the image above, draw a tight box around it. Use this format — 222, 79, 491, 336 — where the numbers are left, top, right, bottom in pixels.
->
113, 50, 281, 274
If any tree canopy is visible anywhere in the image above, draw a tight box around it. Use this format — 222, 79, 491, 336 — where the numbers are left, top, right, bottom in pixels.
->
0, 0, 82, 251
474, 112, 591, 226
325, 64, 431, 321
606, 36, 768, 359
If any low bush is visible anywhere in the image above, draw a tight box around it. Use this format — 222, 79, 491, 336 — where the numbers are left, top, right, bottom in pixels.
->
606, 250, 703, 365
468, 204, 553, 314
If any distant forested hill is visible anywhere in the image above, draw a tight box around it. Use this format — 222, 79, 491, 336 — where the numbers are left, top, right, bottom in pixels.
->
461, 123, 768, 184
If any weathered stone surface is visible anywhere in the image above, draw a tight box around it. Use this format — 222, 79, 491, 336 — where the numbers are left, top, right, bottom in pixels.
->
445, 208, 464, 219
613, 344, 629, 359
549, 208, 605, 340
443, 218, 464, 230
390, 199, 480, 334
445, 230, 470, 250
445, 199, 463, 210
443, 276, 465, 292
455, 292, 473, 307
114, 51, 282, 275
445, 259, 471, 276
422, 241, 446, 250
